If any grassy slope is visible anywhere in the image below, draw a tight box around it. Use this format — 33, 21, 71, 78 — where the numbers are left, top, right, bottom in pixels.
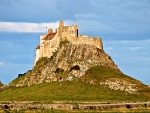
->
85, 66, 150, 100
0, 66, 150, 102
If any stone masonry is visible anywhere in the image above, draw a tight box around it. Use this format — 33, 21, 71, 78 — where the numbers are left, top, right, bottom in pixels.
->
34, 20, 103, 66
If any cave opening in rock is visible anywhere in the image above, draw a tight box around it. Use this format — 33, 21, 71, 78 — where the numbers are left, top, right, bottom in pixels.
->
55, 68, 64, 74
70, 65, 80, 72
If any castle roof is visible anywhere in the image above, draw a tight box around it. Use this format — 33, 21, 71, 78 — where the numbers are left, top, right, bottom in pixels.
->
36, 45, 40, 49
44, 33, 56, 40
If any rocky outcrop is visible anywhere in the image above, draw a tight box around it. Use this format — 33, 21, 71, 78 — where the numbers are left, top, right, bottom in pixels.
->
100, 79, 137, 94
10, 41, 121, 87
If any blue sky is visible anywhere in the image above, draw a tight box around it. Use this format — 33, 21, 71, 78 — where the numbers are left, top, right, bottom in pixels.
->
0, 0, 150, 85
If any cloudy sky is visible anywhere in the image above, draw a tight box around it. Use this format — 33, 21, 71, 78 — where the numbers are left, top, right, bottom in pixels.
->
0, 0, 150, 85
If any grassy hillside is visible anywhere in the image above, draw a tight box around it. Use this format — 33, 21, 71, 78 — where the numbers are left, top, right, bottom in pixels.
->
0, 66, 150, 102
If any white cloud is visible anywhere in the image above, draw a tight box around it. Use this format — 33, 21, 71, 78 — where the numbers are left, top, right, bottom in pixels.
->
0, 21, 59, 33
0, 62, 32, 84
107, 47, 113, 50
79, 19, 118, 34
0, 61, 4, 66
85, 0, 150, 34
0, 41, 28, 54
129, 47, 140, 51
103, 39, 150, 84
65, 20, 76, 26
78, 13, 97, 18
0, 20, 77, 33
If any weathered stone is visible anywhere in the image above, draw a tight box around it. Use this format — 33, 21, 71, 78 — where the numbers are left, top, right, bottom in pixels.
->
100, 79, 137, 94
10, 42, 121, 87
0, 101, 149, 110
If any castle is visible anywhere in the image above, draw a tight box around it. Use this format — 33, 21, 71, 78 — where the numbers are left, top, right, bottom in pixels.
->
34, 20, 103, 66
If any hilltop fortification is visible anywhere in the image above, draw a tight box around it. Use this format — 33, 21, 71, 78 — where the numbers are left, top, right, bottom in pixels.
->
34, 20, 103, 66
4, 20, 150, 105
10, 20, 121, 87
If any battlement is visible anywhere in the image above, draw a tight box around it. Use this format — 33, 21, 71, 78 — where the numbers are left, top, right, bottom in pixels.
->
34, 20, 103, 66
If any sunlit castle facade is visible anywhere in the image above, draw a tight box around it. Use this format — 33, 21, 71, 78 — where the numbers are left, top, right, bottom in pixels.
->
34, 20, 103, 66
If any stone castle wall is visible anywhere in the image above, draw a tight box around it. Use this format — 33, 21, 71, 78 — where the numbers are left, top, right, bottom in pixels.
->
67, 36, 103, 49
34, 20, 103, 66
43, 34, 59, 57
40, 35, 46, 58
61, 26, 78, 39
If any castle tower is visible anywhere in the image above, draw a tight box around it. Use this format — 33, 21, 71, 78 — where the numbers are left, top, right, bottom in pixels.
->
59, 20, 64, 27
58, 20, 64, 40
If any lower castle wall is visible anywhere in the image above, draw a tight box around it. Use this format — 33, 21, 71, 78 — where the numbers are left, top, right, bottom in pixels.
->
43, 34, 59, 58
34, 34, 103, 67
34, 49, 40, 66
0, 102, 149, 110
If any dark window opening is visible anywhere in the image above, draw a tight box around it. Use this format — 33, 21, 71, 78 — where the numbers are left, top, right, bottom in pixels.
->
4, 105, 9, 109
77, 29, 78, 37
89, 106, 96, 109
126, 105, 131, 109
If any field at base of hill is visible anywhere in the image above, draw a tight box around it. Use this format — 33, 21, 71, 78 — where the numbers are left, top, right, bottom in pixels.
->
1, 107, 150, 113
0, 66, 150, 102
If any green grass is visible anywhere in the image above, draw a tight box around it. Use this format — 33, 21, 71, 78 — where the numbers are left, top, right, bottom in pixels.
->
0, 81, 149, 102
84, 66, 150, 99
85, 66, 137, 81
0, 66, 150, 102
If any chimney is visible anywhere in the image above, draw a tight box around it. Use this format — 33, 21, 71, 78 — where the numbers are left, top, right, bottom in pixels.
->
48, 28, 53, 34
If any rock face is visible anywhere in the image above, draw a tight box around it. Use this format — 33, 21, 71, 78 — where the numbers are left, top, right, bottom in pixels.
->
10, 41, 121, 87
